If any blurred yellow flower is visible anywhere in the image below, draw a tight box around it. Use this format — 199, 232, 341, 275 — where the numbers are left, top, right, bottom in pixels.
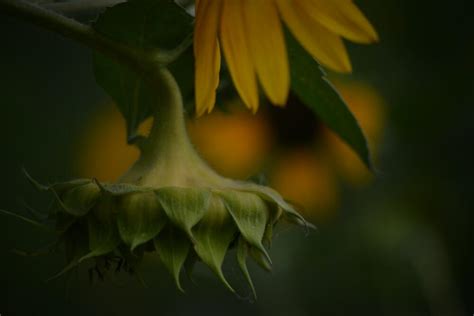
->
271, 81, 386, 220
194, 0, 378, 115
270, 149, 339, 218
75, 103, 153, 182
188, 102, 273, 179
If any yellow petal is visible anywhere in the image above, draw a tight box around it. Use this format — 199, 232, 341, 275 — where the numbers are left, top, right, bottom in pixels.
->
220, 0, 259, 112
299, 0, 379, 44
194, 0, 222, 116
242, 0, 289, 106
276, 0, 352, 73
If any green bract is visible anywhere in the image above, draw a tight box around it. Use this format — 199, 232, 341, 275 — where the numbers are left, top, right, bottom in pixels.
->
27, 174, 308, 297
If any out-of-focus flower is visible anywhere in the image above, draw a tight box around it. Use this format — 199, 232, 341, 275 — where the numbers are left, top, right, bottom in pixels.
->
188, 101, 273, 179
269, 81, 386, 219
194, 0, 378, 114
270, 148, 339, 218
75, 102, 153, 182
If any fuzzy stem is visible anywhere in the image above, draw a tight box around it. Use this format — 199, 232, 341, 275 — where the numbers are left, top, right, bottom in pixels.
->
119, 69, 223, 188
142, 69, 195, 163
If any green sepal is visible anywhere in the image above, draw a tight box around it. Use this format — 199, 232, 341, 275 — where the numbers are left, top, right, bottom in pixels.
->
59, 182, 101, 217
183, 249, 199, 283
54, 212, 77, 234
242, 182, 312, 230
156, 187, 210, 240
237, 238, 257, 300
263, 206, 283, 247
48, 224, 90, 281
218, 190, 271, 265
22, 168, 49, 191
46, 259, 81, 282
22, 169, 91, 195
79, 197, 121, 262
118, 192, 166, 251
193, 195, 237, 292
250, 247, 272, 272
0, 208, 54, 233
11, 242, 58, 257
154, 225, 191, 292
51, 179, 92, 195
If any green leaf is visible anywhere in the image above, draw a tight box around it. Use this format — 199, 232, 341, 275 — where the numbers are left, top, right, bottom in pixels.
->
93, 0, 194, 140
193, 195, 237, 292
237, 238, 257, 300
154, 225, 191, 292
287, 32, 372, 169
118, 192, 166, 251
156, 187, 210, 240
218, 190, 271, 264
80, 197, 121, 262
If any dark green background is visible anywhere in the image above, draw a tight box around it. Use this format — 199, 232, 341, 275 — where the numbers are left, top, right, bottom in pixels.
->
1, 0, 473, 315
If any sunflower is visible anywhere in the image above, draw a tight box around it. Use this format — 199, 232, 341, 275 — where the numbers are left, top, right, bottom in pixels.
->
194, 0, 378, 115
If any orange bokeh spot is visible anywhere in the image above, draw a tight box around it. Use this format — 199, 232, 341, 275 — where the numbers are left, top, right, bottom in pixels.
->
187, 103, 273, 179
270, 149, 338, 219
74, 103, 153, 182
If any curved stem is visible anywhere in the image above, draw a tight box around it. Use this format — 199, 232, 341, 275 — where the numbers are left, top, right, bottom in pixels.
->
120, 69, 197, 185
0, 0, 187, 72
119, 68, 226, 188
142, 69, 194, 160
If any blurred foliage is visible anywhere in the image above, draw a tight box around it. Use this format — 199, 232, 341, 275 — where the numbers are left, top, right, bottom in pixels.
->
1, 0, 474, 315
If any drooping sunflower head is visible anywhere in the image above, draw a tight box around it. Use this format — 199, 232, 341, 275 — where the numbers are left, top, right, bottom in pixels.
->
26, 171, 308, 297
194, 0, 378, 115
